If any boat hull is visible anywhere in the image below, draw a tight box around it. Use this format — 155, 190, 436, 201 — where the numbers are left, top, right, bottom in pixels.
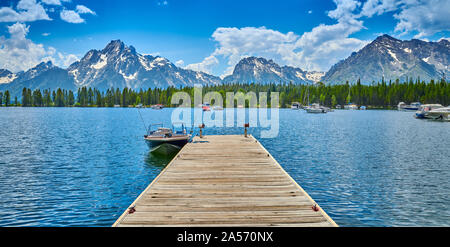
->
306, 108, 326, 113
150, 143, 181, 155
145, 137, 189, 148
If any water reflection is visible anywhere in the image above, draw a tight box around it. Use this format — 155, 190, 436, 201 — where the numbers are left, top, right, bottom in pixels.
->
144, 151, 176, 169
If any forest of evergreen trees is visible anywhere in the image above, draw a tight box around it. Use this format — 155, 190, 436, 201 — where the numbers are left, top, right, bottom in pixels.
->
0, 78, 448, 108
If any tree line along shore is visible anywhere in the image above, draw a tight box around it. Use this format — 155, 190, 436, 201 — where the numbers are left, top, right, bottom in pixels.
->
0, 79, 448, 108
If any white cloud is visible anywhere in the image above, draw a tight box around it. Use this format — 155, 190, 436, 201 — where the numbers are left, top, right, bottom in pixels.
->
0, 0, 51, 22
60, 9, 84, 23
0, 22, 78, 72
175, 60, 184, 67
360, 0, 399, 17
60, 4, 96, 24
394, 0, 450, 38
185, 55, 219, 74
41, 0, 62, 5
360, 0, 450, 38
76, 5, 96, 15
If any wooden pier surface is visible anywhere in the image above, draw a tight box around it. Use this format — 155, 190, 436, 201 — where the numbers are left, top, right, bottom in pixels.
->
113, 135, 337, 227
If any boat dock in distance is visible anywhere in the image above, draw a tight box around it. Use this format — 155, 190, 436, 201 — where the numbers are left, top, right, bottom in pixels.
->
113, 135, 337, 227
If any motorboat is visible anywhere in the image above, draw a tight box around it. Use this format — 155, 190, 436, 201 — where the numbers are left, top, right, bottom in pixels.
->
144, 124, 191, 155
202, 103, 211, 111
415, 104, 443, 119
335, 104, 342, 109
151, 104, 164, 109
291, 102, 301, 110
398, 102, 421, 111
344, 103, 358, 110
305, 103, 327, 113
425, 107, 450, 121
360, 106, 367, 110
212, 105, 223, 111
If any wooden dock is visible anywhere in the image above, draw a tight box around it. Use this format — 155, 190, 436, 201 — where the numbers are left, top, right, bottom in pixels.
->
113, 135, 337, 227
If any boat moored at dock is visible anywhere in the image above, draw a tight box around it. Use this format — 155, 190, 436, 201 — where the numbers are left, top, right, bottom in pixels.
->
415, 104, 443, 119
305, 103, 328, 113
398, 102, 421, 111
425, 107, 450, 121
344, 103, 358, 110
144, 124, 191, 155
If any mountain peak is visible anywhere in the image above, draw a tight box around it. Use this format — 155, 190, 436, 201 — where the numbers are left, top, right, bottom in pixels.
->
374, 34, 399, 43
103, 39, 126, 53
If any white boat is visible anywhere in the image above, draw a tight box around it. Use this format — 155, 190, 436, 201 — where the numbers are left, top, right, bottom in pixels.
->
151, 104, 164, 109
398, 102, 421, 111
360, 106, 367, 110
144, 124, 191, 154
425, 107, 450, 121
344, 103, 358, 110
415, 104, 443, 119
212, 105, 223, 111
202, 103, 211, 111
291, 102, 301, 110
305, 103, 327, 113
335, 104, 342, 109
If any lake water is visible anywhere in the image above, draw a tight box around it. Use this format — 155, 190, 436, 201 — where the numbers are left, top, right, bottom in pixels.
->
0, 107, 449, 226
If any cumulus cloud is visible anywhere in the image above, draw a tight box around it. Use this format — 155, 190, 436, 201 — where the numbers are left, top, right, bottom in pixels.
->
175, 60, 184, 67
60, 9, 84, 23
76, 5, 96, 15
0, 0, 51, 22
0, 22, 78, 72
360, 0, 450, 38
60, 4, 96, 23
394, 0, 450, 38
185, 55, 219, 74
41, 0, 62, 5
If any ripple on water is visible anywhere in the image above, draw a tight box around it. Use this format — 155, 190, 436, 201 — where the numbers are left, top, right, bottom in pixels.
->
0, 108, 449, 226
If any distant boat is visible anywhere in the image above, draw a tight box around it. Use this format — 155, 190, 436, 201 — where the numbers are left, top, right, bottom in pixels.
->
291, 102, 301, 110
136, 104, 143, 108
335, 104, 342, 109
305, 103, 327, 113
344, 103, 358, 110
237, 105, 244, 109
425, 107, 450, 121
212, 105, 223, 111
202, 103, 211, 111
398, 102, 421, 111
360, 106, 367, 110
151, 104, 164, 110
415, 104, 443, 119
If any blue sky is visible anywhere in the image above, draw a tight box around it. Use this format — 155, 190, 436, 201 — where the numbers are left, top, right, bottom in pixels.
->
1, 0, 449, 76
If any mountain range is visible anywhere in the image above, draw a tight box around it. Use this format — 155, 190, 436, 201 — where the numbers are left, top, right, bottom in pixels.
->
1, 35, 449, 97
323, 34, 449, 84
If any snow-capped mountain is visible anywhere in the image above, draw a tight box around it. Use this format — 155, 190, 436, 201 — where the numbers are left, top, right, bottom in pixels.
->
67, 40, 221, 90
0, 61, 75, 97
323, 34, 450, 84
0, 69, 16, 84
223, 57, 323, 84
0, 40, 221, 96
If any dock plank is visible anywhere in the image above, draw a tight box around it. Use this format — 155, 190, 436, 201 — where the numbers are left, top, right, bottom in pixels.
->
113, 135, 337, 227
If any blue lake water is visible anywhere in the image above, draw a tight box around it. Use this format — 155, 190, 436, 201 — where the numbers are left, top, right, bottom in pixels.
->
0, 107, 449, 226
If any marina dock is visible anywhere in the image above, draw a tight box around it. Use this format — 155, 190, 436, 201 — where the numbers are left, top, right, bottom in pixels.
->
113, 135, 337, 227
